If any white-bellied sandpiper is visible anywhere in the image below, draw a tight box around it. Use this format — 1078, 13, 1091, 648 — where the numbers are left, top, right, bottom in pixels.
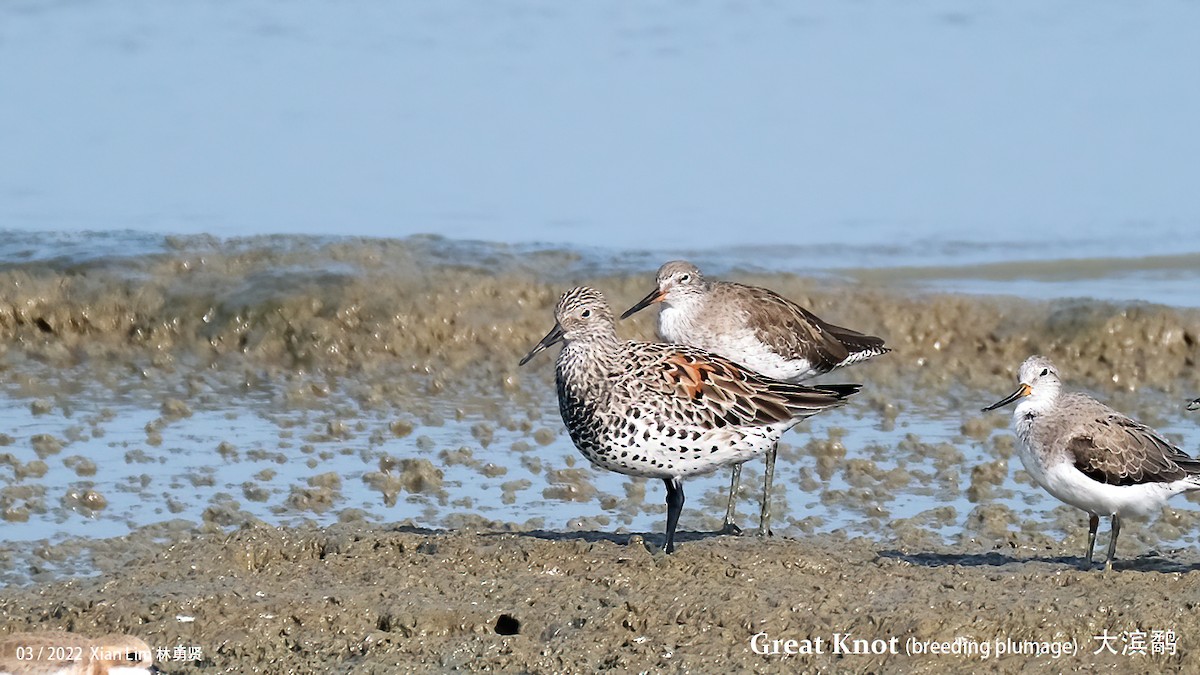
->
621, 260, 887, 536
983, 355, 1200, 570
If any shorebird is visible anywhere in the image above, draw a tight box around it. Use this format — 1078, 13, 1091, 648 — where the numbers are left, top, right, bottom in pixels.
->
621, 260, 888, 536
983, 355, 1200, 570
0, 631, 158, 674
520, 286, 861, 553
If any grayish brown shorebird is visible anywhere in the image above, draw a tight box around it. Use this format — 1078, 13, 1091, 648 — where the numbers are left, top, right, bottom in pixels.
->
984, 355, 1200, 570
621, 260, 888, 536
520, 286, 860, 553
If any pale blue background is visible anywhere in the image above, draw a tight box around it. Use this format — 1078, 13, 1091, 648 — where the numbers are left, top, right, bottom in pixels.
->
2, 1, 1198, 257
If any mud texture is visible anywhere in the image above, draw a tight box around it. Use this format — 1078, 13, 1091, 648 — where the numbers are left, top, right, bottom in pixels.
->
3, 524, 1200, 673
0, 235, 1196, 398
3, 235, 1200, 672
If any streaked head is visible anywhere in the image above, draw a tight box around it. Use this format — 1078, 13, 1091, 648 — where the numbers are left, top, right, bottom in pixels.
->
982, 355, 1062, 412
519, 287, 617, 365
620, 260, 705, 320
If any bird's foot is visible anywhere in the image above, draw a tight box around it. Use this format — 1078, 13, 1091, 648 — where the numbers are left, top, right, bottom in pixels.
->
717, 522, 743, 536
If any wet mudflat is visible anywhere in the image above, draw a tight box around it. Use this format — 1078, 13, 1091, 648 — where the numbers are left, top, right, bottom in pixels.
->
2, 235, 1200, 671
3, 525, 1200, 673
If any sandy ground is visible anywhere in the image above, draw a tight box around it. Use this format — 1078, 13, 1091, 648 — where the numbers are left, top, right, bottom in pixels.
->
3, 237, 1200, 672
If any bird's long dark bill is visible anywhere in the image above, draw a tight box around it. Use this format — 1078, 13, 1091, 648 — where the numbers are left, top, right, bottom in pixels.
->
519, 323, 565, 366
619, 288, 665, 320
981, 383, 1032, 412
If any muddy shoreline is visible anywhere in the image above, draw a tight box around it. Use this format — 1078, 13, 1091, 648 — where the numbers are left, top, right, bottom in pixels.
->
1, 235, 1197, 396
3, 524, 1200, 673
3, 236, 1200, 671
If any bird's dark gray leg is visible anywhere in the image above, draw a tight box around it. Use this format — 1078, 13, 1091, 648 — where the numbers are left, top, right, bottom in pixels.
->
663, 477, 685, 554
757, 442, 778, 537
1087, 513, 1099, 566
720, 465, 743, 535
1105, 514, 1120, 572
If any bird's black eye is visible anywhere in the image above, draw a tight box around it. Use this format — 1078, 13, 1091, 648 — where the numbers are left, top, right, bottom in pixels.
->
679, 274, 690, 282
1040, 368, 1049, 376
580, 309, 591, 318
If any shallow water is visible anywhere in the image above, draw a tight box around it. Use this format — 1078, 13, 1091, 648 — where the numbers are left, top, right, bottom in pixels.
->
2, 234, 1200, 585
3, 2, 1199, 256
13, 374, 1199, 581
3, 229, 1200, 310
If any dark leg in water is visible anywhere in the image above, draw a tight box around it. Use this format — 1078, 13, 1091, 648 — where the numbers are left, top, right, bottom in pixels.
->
720, 465, 743, 535
1086, 513, 1099, 566
663, 477, 685, 554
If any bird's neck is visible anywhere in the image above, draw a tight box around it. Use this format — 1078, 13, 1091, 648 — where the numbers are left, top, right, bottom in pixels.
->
556, 337, 620, 394
1014, 385, 1060, 429
658, 293, 705, 341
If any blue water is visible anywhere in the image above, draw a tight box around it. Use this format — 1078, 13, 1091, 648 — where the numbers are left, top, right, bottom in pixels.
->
2, 1, 1199, 256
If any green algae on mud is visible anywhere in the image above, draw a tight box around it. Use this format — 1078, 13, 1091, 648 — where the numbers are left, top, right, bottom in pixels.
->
2, 524, 1200, 673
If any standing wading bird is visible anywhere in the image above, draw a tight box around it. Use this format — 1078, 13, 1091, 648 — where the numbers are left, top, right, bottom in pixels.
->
621, 261, 888, 536
520, 286, 861, 553
983, 355, 1200, 570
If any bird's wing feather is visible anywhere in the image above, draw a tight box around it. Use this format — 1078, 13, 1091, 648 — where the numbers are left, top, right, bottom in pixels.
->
1067, 413, 1200, 486
628, 342, 858, 428
721, 282, 887, 370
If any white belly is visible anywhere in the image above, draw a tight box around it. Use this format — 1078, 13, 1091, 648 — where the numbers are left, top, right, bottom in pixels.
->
658, 307, 815, 382
1016, 432, 1194, 518
1040, 460, 1180, 518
